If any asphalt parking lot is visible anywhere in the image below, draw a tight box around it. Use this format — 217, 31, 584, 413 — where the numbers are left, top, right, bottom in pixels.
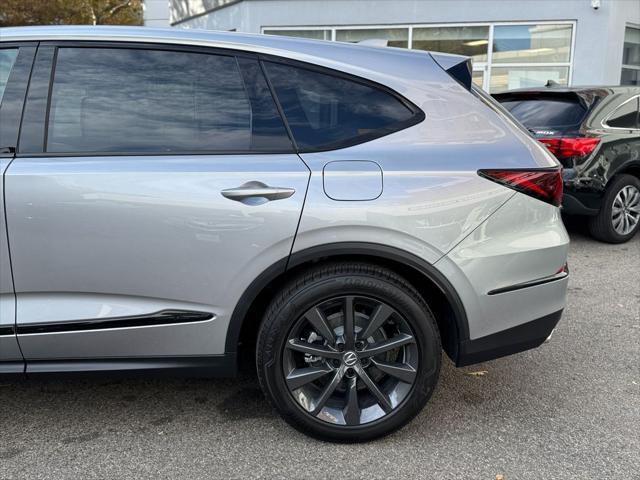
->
1, 218, 638, 480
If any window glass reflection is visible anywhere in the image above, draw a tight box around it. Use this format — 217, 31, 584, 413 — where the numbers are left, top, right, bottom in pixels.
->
490, 66, 569, 93
47, 48, 291, 153
412, 26, 489, 62
621, 68, 639, 86
264, 29, 332, 41
472, 70, 484, 88
0, 49, 18, 103
493, 24, 572, 63
336, 29, 409, 48
622, 27, 640, 66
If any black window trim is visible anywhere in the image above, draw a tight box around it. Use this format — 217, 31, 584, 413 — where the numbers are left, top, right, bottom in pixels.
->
16, 44, 55, 154
258, 58, 299, 152
14, 40, 425, 158
258, 52, 426, 153
0, 42, 38, 157
16, 40, 297, 157
42, 45, 58, 151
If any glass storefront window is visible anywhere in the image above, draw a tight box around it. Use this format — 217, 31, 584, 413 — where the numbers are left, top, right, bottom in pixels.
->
262, 22, 574, 93
492, 24, 572, 63
264, 29, 332, 41
621, 26, 640, 86
490, 66, 569, 93
412, 26, 489, 62
621, 68, 639, 86
622, 27, 640, 66
335, 28, 409, 48
472, 69, 484, 88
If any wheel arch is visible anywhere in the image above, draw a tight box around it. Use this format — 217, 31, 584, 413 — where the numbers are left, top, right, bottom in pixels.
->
614, 160, 640, 181
225, 242, 469, 368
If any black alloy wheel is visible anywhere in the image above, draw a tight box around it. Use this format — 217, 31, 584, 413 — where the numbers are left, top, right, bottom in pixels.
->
257, 262, 441, 442
589, 174, 640, 243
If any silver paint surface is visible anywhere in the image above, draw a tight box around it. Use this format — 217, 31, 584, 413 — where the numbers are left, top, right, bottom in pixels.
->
0, 26, 568, 359
438, 192, 570, 339
6, 154, 309, 358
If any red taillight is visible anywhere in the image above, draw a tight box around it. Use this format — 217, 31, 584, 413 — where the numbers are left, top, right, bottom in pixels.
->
478, 169, 563, 207
538, 137, 600, 160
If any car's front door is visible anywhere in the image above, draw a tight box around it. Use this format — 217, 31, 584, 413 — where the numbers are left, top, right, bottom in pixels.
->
0, 43, 36, 372
5, 43, 309, 370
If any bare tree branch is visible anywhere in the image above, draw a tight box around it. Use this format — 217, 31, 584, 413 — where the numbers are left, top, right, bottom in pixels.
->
107, 0, 133, 19
95, 0, 133, 24
86, 0, 97, 25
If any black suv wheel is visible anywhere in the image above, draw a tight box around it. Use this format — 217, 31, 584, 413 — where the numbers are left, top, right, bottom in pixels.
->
589, 174, 640, 243
256, 262, 441, 442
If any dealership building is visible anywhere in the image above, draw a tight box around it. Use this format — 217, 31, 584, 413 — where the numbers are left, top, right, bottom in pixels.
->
144, 0, 640, 93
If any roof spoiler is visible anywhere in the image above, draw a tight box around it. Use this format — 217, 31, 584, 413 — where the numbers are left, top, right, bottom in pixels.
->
430, 52, 473, 91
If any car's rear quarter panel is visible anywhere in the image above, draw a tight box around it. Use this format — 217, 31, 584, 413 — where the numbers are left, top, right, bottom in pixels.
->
293, 57, 569, 344
437, 193, 569, 340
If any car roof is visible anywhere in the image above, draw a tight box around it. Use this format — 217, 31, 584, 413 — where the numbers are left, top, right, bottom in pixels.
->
0, 25, 442, 84
0, 25, 407, 53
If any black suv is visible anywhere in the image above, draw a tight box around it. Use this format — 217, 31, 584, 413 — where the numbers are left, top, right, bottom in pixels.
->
494, 87, 640, 243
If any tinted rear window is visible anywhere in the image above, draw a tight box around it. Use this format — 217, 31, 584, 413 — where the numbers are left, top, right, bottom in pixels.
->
264, 61, 420, 151
498, 98, 588, 128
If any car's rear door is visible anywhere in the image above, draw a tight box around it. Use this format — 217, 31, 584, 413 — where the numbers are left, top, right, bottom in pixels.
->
5, 42, 309, 371
0, 43, 36, 372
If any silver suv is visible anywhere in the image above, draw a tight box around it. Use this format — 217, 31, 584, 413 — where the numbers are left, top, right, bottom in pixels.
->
0, 27, 569, 442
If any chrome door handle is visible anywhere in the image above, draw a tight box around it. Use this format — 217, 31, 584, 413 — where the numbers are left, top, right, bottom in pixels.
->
221, 181, 295, 205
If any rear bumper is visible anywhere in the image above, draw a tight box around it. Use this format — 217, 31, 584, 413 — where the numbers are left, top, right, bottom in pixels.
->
456, 309, 563, 366
562, 190, 601, 216
435, 191, 569, 366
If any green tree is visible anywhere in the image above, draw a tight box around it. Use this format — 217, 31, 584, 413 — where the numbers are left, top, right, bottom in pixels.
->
0, 0, 143, 27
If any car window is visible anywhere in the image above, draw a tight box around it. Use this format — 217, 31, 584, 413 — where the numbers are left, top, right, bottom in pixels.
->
46, 47, 292, 154
0, 49, 19, 104
498, 97, 587, 128
263, 61, 420, 151
605, 96, 639, 129
235, 57, 295, 151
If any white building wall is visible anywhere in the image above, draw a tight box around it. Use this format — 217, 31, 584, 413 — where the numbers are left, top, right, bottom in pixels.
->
144, 0, 170, 27
604, 0, 640, 85
174, 1, 247, 31
173, 0, 640, 86
170, 1, 242, 25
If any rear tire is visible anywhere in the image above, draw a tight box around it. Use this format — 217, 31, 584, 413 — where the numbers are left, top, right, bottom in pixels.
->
588, 174, 640, 243
256, 262, 441, 442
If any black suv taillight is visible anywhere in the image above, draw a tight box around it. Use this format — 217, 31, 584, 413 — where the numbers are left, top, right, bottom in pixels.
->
538, 137, 600, 162
478, 169, 563, 207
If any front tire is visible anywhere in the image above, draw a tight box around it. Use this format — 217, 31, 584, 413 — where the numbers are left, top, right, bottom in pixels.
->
256, 262, 441, 442
588, 174, 640, 243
